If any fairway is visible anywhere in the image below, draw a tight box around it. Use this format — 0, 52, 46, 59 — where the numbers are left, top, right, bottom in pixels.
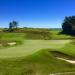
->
0, 40, 70, 58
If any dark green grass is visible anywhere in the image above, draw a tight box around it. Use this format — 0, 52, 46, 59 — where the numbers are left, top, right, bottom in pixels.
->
25, 31, 51, 40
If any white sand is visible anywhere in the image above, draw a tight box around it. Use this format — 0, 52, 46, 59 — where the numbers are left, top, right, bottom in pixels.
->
8, 42, 16, 46
56, 57, 75, 64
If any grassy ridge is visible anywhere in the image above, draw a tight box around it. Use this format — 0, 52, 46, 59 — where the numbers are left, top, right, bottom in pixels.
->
1, 28, 75, 40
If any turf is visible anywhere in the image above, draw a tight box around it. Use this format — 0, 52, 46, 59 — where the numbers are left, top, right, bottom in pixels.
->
0, 40, 70, 58
0, 49, 75, 75
0, 29, 74, 75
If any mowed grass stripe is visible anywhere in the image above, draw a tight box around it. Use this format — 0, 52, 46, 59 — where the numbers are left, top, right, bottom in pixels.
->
0, 40, 70, 58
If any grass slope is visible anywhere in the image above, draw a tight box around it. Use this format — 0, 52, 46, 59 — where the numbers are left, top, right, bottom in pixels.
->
58, 40, 75, 57
50, 30, 74, 39
0, 49, 75, 75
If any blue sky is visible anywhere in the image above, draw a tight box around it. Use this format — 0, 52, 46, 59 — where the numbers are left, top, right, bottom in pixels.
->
0, 0, 75, 28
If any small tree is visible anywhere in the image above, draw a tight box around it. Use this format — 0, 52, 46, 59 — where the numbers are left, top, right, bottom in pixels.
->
9, 22, 13, 32
9, 21, 18, 32
12, 21, 18, 29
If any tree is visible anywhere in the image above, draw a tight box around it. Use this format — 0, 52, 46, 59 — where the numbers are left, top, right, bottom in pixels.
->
62, 16, 75, 34
12, 21, 18, 29
9, 22, 13, 32
9, 21, 18, 32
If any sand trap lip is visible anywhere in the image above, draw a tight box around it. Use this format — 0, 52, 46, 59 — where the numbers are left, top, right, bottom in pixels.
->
56, 57, 75, 64
51, 51, 75, 64
50, 72, 75, 75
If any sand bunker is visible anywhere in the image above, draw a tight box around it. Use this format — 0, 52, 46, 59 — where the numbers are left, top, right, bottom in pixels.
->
51, 51, 75, 64
8, 42, 16, 46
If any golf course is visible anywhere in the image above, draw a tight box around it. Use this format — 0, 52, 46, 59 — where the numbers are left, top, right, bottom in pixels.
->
0, 30, 74, 75
0, 0, 75, 74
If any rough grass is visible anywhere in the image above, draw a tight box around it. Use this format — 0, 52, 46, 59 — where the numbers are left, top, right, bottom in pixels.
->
3, 28, 51, 40
25, 31, 51, 40
50, 30, 74, 39
1, 29, 74, 40
0, 32, 25, 41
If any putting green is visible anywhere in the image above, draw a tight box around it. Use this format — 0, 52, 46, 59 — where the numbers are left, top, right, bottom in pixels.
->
0, 40, 70, 58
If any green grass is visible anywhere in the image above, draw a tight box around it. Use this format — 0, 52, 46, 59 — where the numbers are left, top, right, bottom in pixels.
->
0, 40, 73, 75
58, 40, 75, 57
50, 30, 74, 39
0, 32, 25, 48
0, 40, 70, 58
0, 32, 25, 41
1, 29, 74, 40
0, 49, 75, 75
0, 29, 74, 75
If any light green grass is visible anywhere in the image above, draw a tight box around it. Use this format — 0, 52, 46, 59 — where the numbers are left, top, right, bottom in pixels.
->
0, 40, 70, 58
